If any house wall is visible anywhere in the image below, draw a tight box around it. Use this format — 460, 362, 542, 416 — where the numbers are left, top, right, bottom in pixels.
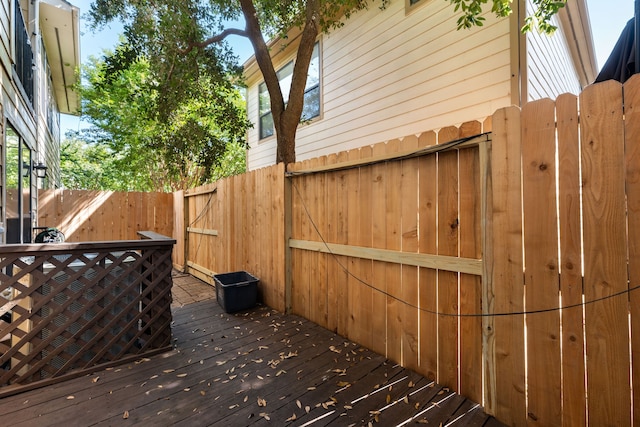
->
525, 0, 581, 100
0, 0, 37, 244
35, 39, 61, 188
0, 0, 63, 242
246, 0, 512, 170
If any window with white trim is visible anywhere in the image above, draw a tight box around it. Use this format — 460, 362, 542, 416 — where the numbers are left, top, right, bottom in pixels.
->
259, 42, 320, 140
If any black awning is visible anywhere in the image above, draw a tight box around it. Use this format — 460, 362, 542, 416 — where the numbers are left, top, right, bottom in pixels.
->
595, 18, 636, 83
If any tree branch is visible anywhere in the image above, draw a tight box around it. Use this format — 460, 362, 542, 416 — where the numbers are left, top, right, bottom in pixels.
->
178, 27, 249, 54
239, 0, 284, 121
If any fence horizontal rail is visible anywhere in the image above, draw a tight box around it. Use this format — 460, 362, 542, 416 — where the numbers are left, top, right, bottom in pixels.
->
289, 239, 483, 275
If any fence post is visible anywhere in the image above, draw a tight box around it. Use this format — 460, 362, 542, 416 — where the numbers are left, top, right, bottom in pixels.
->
284, 173, 293, 314
183, 191, 190, 274
480, 138, 495, 415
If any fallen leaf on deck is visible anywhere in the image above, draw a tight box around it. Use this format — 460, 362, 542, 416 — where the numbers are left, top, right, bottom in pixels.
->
386, 394, 391, 404
296, 400, 302, 409
123, 411, 129, 419
307, 386, 316, 390
258, 398, 267, 407
163, 369, 175, 373
200, 391, 206, 396
92, 376, 100, 383
286, 413, 297, 421
259, 412, 270, 420
417, 419, 428, 424
66, 396, 74, 400
244, 396, 249, 403
337, 381, 350, 387
268, 359, 280, 368
177, 373, 188, 378
305, 406, 311, 413
229, 404, 239, 409
184, 388, 191, 392
344, 405, 353, 410
276, 370, 286, 377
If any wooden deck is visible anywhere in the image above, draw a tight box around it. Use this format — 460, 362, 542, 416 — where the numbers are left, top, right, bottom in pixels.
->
0, 273, 503, 426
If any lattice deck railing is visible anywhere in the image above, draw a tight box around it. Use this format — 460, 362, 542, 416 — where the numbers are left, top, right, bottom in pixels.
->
0, 237, 175, 395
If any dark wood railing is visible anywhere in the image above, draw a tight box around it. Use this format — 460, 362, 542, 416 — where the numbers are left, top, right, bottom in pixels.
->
0, 237, 175, 396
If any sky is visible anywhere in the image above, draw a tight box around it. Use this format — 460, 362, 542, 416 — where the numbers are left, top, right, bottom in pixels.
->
60, 0, 635, 135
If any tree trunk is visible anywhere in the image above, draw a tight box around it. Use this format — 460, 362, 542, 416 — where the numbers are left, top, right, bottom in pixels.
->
276, 124, 297, 165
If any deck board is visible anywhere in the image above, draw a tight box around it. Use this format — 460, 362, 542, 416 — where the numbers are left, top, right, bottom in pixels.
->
0, 273, 503, 426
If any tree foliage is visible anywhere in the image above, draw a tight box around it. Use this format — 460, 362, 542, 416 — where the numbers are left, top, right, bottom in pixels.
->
88, 0, 566, 165
60, 133, 247, 191
74, 42, 250, 191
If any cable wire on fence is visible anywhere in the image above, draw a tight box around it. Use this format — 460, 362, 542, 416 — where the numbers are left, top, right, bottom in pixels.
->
290, 178, 638, 318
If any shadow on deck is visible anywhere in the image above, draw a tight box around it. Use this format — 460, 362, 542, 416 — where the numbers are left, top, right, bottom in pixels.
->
0, 273, 503, 426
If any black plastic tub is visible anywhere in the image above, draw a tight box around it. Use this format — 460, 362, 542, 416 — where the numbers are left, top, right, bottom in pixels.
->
213, 271, 259, 313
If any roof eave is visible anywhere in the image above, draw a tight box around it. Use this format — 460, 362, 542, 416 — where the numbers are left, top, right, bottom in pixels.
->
557, 0, 598, 88
39, 0, 80, 115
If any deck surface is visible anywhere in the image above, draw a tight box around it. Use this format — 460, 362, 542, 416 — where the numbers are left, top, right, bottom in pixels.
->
0, 272, 503, 426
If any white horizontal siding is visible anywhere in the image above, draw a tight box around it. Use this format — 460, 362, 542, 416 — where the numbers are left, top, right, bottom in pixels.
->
525, 0, 580, 100
247, 0, 512, 169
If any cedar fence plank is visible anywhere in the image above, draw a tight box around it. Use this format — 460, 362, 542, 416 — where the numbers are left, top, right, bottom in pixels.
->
458, 121, 483, 404
370, 142, 388, 357
400, 135, 420, 372
556, 92, 587, 427
522, 98, 562, 425
581, 80, 630, 426
490, 106, 526, 425
418, 130, 438, 382
437, 126, 460, 392
624, 74, 640, 427
385, 139, 403, 365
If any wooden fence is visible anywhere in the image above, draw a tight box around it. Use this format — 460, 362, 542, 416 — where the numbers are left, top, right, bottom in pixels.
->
286, 121, 490, 404
37, 190, 173, 243
176, 165, 286, 312
32, 76, 640, 425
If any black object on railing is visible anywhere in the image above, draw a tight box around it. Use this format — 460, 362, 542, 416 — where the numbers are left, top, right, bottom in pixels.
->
34, 228, 65, 243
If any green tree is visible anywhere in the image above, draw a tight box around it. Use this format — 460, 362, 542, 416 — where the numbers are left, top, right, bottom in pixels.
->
77, 43, 250, 191
89, 0, 566, 165
60, 136, 119, 190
